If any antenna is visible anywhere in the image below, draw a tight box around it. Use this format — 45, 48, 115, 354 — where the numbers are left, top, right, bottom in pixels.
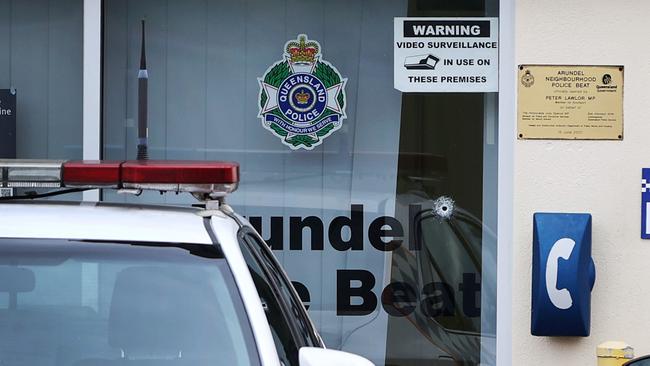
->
137, 19, 149, 160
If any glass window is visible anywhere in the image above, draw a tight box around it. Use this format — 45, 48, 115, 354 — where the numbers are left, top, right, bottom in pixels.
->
102, 1, 499, 365
387, 2, 498, 364
0, 238, 260, 366
0, 0, 83, 160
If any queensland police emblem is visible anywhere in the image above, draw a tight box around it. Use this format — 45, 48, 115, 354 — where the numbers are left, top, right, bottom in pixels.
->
258, 34, 347, 150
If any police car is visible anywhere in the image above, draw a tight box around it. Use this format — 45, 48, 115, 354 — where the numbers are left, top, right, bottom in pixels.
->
0, 159, 374, 366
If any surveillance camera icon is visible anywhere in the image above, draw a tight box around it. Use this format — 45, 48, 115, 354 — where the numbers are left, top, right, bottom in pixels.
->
404, 54, 440, 70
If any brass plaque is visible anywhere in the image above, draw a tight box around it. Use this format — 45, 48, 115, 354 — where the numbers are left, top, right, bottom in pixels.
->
518, 65, 623, 140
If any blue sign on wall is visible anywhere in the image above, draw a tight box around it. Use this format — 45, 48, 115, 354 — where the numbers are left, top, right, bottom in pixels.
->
641, 169, 650, 239
531, 213, 596, 337
0, 89, 16, 159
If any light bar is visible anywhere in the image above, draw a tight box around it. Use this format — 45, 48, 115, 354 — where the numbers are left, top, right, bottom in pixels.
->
121, 161, 239, 196
0, 159, 239, 198
62, 160, 122, 187
0, 159, 65, 188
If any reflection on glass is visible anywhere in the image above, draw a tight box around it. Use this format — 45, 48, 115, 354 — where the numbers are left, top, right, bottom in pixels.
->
0, 0, 83, 160
626, 358, 650, 366
418, 206, 482, 333
101, 0, 499, 365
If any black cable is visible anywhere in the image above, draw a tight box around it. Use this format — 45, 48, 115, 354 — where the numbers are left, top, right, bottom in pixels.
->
0, 188, 90, 201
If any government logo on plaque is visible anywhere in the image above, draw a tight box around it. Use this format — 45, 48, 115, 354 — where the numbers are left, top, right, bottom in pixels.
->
258, 35, 347, 150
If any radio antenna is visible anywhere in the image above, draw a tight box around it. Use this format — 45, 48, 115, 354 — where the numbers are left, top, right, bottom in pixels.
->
137, 19, 149, 160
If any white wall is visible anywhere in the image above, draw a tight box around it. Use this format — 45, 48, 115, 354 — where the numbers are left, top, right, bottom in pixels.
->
514, 0, 650, 364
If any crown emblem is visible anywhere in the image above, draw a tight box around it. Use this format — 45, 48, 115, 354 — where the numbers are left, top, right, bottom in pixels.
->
286, 35, 319, 64
295, 90, 310, 104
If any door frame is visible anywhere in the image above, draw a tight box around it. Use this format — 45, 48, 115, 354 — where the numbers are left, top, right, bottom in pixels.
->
497, 0, 515, 365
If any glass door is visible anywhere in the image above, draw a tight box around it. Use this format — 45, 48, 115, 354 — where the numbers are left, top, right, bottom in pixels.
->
101, 0, 499, 364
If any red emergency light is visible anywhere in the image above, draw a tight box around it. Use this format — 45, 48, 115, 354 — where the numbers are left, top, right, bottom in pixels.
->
0, 159, 239, 198
119, 160, 239, 195
121, 161, 239, 185
62, 160, 122, 187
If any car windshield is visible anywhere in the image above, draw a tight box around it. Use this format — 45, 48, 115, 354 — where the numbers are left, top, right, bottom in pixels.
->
0, 238, 260, 366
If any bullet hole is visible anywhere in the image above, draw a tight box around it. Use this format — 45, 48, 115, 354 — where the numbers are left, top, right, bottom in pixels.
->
432, 196, 455, 219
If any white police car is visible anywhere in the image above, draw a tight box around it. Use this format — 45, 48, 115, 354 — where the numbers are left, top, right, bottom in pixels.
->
0, 159, 373, 366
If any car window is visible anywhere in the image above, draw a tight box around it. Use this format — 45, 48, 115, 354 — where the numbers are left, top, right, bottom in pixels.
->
0, 238, 260, 366
242, 230, 321, 347
238, 235, 300, 366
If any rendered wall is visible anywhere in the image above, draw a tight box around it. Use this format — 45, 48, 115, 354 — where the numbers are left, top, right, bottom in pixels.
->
514, 0, 650, 364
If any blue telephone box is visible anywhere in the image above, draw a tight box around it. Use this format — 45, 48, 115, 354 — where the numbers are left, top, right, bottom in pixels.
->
531, 213, 596, 336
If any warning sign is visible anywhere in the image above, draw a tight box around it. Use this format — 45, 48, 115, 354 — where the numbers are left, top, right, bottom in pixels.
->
394, 17, 499, 93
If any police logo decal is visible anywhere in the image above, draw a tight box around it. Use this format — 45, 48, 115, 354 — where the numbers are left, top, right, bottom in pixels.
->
258, 35, 347, 150
521, 69, 535, 87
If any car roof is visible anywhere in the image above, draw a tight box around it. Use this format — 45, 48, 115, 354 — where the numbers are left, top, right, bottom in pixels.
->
0, 200, 231, 245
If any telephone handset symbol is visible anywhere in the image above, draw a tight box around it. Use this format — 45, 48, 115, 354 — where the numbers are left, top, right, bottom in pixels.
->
545, 238, 575, 310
